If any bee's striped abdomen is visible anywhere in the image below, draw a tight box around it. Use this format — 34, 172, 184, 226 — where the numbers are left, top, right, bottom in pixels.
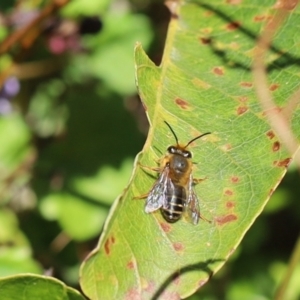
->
161, 184, 186, 223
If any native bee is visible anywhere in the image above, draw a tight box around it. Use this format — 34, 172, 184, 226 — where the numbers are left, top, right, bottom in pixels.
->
142, 121, 211, 225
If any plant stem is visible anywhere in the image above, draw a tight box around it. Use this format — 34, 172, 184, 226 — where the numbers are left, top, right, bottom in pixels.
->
274, 234, 300, 300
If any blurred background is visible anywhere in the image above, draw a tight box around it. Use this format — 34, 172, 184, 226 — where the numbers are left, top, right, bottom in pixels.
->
0, 0, 299, 299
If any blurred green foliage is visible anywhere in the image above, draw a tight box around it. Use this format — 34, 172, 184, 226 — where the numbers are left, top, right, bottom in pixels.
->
0, 0, 299, 299
0, 0, 153, 288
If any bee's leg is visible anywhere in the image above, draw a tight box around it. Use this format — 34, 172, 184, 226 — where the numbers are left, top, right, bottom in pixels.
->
193, 177, 207, 184
134, 162, 164, 202
133, 162, 160, 200
138, 162, 161, 173
133, 192, 148, 200
199, 213, 212, 223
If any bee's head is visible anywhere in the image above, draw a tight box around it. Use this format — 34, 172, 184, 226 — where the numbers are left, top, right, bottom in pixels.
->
164, 121, 211, 155
167, 145, 192, 158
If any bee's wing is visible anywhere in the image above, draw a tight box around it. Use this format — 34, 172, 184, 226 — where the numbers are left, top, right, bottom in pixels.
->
186, 174, 201, 225
145, 166, 170, 213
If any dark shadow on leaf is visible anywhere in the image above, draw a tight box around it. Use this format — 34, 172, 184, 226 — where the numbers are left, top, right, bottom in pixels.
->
153, 145, 164, 156
195, 3, 300, 72
151, 258, 224, 300
66, 186, 112, 210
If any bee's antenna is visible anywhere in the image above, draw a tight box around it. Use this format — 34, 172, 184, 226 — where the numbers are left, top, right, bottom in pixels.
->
184, 132, 211, 148
164, 121, 179, 146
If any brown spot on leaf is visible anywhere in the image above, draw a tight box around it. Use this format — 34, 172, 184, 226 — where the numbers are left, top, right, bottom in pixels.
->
273, 141, 280, 151
254, 15, 272, 22
274, 158, 292, 168
270, 84, 279, 91
160, 222, 171, 233
225, 189, 233, 196
127, 261, 135, 269
203, 11, 214, 17
104, 236, 115, 255
226, 201, 235, 208
201, 27, 213, 34
200, 37, 212, 44
173, 242, 184, 252
175, 98, 190, 110
125, 288, 141, 300
266, 130, 275, 139
231, 176, 239, 183
238, 96, 248, 102
221, 144, 232, 152
213, 67, 224, 76
269, 188, 274, 196
215, 214, 237, 225
226, 21, 240, 30
192, 78, 211, 89
104, 239, 111, 255
254, 15, 265, 22
237, 106, 248, 115
240, 82, 253, 88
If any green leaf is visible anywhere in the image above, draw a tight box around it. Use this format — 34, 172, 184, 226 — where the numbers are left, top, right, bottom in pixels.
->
0, 209, 42, 276
71, 159, 134, 204
62, 0, 110, 17
0, 114, 31, 173
80, 1, 300, 299
39, 159, 133, 241
83, 11, 153, 95
0, 274, 85, 300
0, 114, 33, 202
27, 79, 67, 138
39, 192, 107, 241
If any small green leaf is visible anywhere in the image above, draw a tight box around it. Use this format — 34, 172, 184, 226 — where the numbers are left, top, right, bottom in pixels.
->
40, 192, 107, 241
86, 11, 153, 95
0, 209, 42, 276
0, 114, 31, 173
80, 1, 300, 299
0, 274, 85, 300
71, 159, 133, 203
62, 0, 110, 17
39, 159, 133, 241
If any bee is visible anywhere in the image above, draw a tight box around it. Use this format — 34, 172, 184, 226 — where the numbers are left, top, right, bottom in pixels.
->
142, 121, 211, 225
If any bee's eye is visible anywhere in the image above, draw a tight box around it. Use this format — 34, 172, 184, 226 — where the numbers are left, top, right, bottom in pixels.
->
168, 146, 176, 154
184, 151, 192, 158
